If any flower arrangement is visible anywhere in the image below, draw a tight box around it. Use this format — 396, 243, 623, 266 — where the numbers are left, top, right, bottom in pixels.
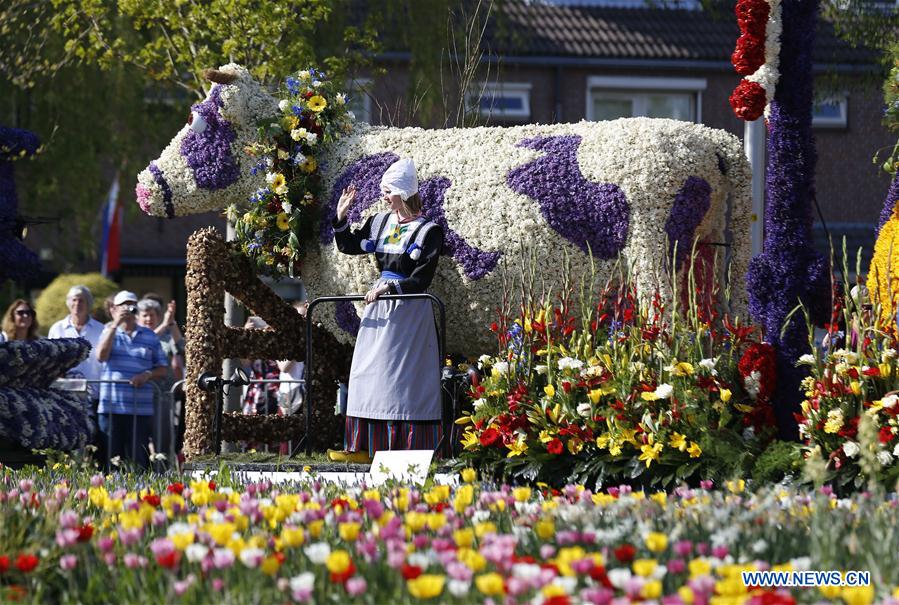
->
231, 68, 353, 278
456, 251, 776, 488
1, 464, 899, 604
136, 64, 752, 357
795, 275, 899, 487
729, 0, 783, 121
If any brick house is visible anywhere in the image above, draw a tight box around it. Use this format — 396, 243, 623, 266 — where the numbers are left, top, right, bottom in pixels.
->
107, 1, 892, 311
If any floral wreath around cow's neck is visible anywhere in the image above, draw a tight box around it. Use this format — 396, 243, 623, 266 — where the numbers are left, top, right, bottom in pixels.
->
230, 68, 354, 278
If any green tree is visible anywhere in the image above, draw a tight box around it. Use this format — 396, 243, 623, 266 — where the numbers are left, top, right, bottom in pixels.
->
0, 0, 380, 273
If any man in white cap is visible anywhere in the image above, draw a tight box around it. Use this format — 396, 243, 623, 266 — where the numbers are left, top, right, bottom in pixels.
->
48, 285, 107, 460
95, 290, 168, 468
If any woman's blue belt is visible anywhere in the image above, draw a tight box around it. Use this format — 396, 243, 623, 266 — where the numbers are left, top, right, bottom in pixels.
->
380, 270, 407, 280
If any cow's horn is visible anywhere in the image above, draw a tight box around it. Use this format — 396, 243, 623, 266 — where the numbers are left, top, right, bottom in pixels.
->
203, 68, 237, 85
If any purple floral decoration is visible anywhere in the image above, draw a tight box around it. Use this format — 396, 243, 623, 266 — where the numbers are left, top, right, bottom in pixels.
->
876, 171, 899, 234
322, 153, 501, 279
180, 86, 240, 193
0, 338, 93, 450
321, 152, 399, 244
665, 177, 712, 271
506, 135, 630, 258
746, 0, 829, 439
419, 177, 501, 280
335, 300, 361, 337
0, 126, 41, 282
148, 162, 175, 219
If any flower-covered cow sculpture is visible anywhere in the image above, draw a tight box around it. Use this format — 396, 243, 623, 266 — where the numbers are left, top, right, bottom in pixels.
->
138, 64, 752, 357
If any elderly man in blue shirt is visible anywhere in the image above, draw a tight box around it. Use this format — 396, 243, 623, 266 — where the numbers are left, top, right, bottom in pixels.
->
96, 290, 168, 468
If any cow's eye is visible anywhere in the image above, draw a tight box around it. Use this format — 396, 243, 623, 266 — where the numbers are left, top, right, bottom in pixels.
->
189, 111, 207, 133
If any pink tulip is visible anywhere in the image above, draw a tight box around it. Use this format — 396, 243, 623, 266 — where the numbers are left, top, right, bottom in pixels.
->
346, 577, 367, 596
59, 554, 78, 571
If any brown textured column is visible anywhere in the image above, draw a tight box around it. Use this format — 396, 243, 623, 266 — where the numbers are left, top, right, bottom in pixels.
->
183, 227, 352, 457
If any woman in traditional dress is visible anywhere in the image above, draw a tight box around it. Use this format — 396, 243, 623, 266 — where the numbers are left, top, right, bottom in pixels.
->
328, 158, 444, 463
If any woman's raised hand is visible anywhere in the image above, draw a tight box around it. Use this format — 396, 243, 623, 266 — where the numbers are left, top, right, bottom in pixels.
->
336, 184, 357, 222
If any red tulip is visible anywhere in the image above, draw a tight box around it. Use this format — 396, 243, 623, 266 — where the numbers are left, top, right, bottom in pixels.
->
14, 554, 38, 573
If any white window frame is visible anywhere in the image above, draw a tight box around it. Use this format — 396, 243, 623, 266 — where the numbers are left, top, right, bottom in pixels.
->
471, 82, 532, 119
345, 78, 373, 124
585, 76, 707, 123
812, 93, 848, 129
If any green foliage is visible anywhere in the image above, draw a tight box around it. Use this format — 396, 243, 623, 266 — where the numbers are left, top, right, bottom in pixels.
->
752, 439, 804, 484
40, 0, 378, 98
34, 272, 119, 331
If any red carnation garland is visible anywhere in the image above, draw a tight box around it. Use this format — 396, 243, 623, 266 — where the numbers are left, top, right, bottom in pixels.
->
730, 80, 767, 122
729, 0, 781, 121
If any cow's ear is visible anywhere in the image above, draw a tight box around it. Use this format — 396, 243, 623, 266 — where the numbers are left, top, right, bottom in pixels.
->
203, 68, 238, 85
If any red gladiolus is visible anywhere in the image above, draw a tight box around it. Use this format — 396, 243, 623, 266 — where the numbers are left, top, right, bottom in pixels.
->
730, 80, 766, 121
14, 554, 38, 573
479, 428, 501, 448
613, 544, 636, 563
155, 550, 181, 570
546, 439, 564, 455
732, 34, 766, 75
738, 342, 777, 401
330, 560, 356, 584
167, 482, 185, 495
0, 555, 8, 573
879, 426, 893, 444
862, 366, 880, 377
401, 563, 422, 580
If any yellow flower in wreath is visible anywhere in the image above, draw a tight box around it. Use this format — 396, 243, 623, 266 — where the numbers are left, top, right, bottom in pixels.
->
307, 95, 327, 112
300, 157, 318, 173
276, 213, 290, 231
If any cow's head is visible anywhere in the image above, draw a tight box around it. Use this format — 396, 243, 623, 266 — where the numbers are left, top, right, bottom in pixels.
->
135, 64, 277, 217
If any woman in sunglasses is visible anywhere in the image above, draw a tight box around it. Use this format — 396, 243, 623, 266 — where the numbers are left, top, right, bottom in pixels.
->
1, 299, 40, 341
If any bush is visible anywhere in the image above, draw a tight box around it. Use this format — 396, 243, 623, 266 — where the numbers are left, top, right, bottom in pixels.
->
34, 273, 119, 332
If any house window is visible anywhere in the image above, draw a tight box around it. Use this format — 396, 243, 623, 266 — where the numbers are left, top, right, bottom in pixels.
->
812, 94, 848, 129
471, 83, 531, 119
345, 78, 372, 123
586, 76, 707, 123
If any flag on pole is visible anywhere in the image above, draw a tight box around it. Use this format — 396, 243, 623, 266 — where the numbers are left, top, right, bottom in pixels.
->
99, 173, 121, 277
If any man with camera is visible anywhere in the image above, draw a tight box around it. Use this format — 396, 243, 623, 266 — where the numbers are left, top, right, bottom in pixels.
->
95, 291, 168, 468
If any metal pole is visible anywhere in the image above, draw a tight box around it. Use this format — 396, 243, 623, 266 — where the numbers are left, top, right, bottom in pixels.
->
298, 293, 446, 457
746, 119, 766, 256
223, 220, 243, 413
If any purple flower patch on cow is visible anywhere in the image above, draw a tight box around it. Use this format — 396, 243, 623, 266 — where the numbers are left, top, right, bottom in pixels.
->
419, 177, 501, 280
335, 300, 361, 336
322, 153, 501, 280
321, 152, 399, 244
506, 135, 629, 258
665, 176, 712, 271
180, 86, 240, 191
